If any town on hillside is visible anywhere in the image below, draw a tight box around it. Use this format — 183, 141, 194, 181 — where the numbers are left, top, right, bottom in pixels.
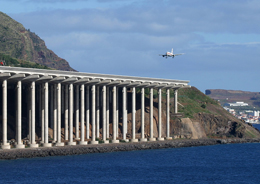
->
223, 101, 260, 124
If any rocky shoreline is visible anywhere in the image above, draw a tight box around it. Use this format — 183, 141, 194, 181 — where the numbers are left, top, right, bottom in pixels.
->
0, 138, 260, 160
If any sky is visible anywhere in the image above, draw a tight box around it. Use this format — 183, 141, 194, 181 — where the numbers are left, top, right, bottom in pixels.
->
0, 0, 260, 93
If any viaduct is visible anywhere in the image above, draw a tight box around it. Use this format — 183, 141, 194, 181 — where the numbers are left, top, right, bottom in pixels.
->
0, 66, 190, 149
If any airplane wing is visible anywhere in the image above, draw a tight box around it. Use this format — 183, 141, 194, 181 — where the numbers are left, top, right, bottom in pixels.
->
159, 54, 166, 57
174, 53, 184, 56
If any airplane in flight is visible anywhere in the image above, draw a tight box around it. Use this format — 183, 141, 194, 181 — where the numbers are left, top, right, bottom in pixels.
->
159, 48, 184, 58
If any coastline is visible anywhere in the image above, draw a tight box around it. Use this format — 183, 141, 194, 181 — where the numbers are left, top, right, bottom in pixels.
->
0, 138, 260, 160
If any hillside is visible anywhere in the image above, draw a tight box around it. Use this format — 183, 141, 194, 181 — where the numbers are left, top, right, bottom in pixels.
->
0, 11, 75, 71
206, 89, 260, 109
170, 87, 260, 139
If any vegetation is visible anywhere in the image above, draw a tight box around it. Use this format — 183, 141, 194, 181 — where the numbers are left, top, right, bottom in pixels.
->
136, 86, 220, 118
0, 53, 50, 69
177, 87, 218, 118
0, 11, 75, 71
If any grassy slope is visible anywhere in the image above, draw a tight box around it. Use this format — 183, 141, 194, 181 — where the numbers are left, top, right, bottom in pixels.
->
176, 87, 260, 138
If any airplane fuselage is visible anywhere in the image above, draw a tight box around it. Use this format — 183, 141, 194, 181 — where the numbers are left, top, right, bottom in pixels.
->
159, 48, 183, 59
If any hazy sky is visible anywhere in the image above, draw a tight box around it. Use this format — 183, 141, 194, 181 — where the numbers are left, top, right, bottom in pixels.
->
1, 0, 260, 93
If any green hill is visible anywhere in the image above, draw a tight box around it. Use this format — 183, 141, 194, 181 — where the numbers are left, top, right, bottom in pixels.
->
0, 11, 75, 71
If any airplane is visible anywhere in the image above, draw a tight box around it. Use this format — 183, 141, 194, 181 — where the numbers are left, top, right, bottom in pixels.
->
159, 48, 184, 58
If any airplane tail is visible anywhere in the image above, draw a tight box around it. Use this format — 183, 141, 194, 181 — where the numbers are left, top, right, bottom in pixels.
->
171, 48, 173, 54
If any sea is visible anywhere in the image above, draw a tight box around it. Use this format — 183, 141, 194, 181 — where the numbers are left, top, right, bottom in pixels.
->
0, 124, 260, 184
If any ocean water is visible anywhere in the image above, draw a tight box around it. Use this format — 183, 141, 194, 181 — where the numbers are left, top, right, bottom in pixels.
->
0, 125, 259, 184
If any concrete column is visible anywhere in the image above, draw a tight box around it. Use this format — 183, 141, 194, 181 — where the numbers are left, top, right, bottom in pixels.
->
43, 82, 52, 147
50, 85, 54, 130
86, 86, 90, 139
39, 84, 41, 128
102, 86, 109, 143
106, 87, 110, 139
140, 87, 147, 142
122, 86, 128, 142
149, 88, 156, 141
41, 83, 45, 143
112, 86, 119, 143
29, 81, 38, 148
91, 85, 98, 144
157, 88, 164, 141
68, 83, 76, 145
174, 89, 178, 114
75, 85, 80, 140
1, 80, 10, 149
53, 84, 57, 143
56, 83, 64, 146
96, 86, 100, 139
28, 86, 31, 143
79, 84, 87, 145
61, 85, 64, 114
64, 85, 69, 141
15, 81, 25, 148
116, 87, 119, 137
131, 87, 138, 142
166, 89, 172, 140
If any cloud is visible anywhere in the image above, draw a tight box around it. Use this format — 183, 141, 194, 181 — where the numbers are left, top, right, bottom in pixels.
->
11, 0, 260, 38
5, 0, 260, 92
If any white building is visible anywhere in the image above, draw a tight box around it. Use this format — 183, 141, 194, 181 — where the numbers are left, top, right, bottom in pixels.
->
225, 102, 249, 107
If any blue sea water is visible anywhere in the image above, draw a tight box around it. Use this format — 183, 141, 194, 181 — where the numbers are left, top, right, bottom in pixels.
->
0, 125, 260, 184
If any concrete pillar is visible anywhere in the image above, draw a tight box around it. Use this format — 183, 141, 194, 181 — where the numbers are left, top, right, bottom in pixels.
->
96, 86, 100, 139
29, 81, 38, 148
112, 86, 119, 143
149, 88, 156, 141
166, 89, 172, 140
61, 85, 64, 114
140, 87, 147, 142
86, 86, 90, 139
56, 83, 64, 146
79, 84, 87, 145
91, 85, 98, 144
43, 82, 52, 147
68, 83, 76, 145
15, 81, 25, 148
122, 86, 128, 142
64, 85, 69, 141
157, 88, 164, 141
50, 85, 54, 130
53, 84, 57, 143
28, 86, 31, 143
102, 86, 109, 143
116, 87, 119, 137
106, 87, 110, 139
131, 87, 138, 142
1, 80, 10, 149
174, 89, 178, 114
41, 83, 45, 143
39, 84, 41, 128
75, 85, 80, 140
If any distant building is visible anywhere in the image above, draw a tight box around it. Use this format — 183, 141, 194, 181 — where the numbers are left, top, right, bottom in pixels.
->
248, 111, 260, 117
224, 102, 249, 107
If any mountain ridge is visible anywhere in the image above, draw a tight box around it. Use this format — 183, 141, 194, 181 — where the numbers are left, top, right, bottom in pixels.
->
205, 89, 260, 108
0, 11, 76, 71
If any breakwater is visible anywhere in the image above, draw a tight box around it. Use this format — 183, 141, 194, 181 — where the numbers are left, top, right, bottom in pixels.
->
1, 138, 259, 160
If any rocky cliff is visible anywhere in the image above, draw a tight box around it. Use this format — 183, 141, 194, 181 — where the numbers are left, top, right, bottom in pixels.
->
0, 11, 75, 71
